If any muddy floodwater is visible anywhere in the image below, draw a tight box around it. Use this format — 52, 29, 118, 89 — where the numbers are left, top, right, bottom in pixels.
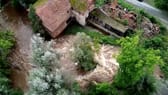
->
0, 4, 33, 91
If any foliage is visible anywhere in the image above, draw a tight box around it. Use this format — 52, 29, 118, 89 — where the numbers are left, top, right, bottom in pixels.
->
119, 75, 156, 95
33, 0, 47, 8
95, 0, 107, 7
119, 0, 168, 79
28, 5, 45, 35
154, 0, 168, 11
65, 24, 119, 45
0, 30, 23, 95
73, 33, 97, 71
12, 0, 37, 9
86, 83, 117, 95
143, 34, 168, 79
114, 35, 162, 94
27, 35, 80, 95
118, 0, 137, 12
70, 0, 88, 13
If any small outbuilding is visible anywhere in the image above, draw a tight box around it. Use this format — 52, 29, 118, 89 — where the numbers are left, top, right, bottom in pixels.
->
87, 8, 131, 37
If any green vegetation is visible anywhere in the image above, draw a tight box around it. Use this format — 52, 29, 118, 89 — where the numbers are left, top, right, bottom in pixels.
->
33, 0, 47, 8
86, 35, 160, 95
70, 0, 88, 13
154, 0, 168, 11
119, 0, 168, 79
0, 30, 23, 95
118, 0, 137, 12
28, 5, 45, 34
12, 0, 37, 8
73, 33, 97, 71
115, 35, 162, 88
87, 83, 117, 95
65, 24, 119, 45
95, 0, 109, 7
28, 35, 80, 95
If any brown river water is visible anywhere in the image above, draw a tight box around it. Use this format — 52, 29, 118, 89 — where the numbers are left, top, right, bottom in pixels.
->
0, 4, 33, 92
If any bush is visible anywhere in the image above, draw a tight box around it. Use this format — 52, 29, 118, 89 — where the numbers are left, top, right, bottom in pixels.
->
73, 33, 97, 71
87, 83, 117, 95
120, 75, 156, 95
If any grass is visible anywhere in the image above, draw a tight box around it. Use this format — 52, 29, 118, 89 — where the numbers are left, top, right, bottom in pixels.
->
33, 0, 47, 8
64, 23, 119, 45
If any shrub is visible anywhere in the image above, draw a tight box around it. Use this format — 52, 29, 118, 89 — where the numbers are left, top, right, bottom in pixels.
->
73, 32, 97, 71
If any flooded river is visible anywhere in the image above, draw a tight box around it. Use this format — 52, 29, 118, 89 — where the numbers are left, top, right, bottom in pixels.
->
0, 4, 33, 91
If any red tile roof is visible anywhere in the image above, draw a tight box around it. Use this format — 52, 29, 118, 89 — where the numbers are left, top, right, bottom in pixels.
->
36, 0, 71, 38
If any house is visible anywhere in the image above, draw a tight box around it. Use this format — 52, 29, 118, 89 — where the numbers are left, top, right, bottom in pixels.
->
35, 0, 130, 38
35, 0, 71, 38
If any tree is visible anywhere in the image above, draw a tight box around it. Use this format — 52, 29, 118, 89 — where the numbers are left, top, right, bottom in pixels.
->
114, 35, 162, 94
73, 32, 97, 71
27, 35, 80, 95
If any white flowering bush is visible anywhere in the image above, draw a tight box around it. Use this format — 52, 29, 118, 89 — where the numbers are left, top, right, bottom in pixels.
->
27, 35, 80, 95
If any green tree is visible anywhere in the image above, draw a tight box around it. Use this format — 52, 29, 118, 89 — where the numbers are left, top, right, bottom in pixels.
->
115, 35, 162, 94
